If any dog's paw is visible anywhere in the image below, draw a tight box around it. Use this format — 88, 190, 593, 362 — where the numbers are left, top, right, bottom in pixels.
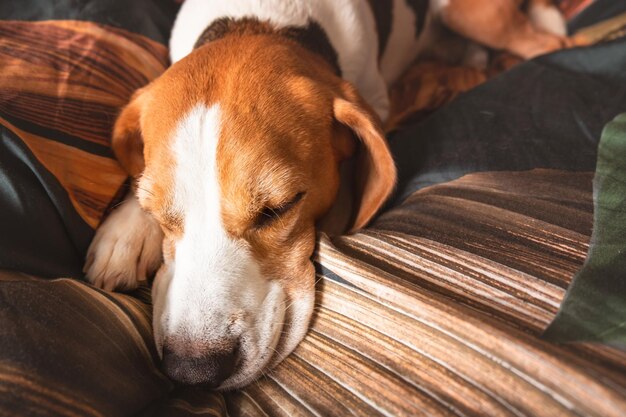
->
565, 34, 591, 49
529, 4, 567, 37
517, 33, 586, 59
84, 196, 163, 291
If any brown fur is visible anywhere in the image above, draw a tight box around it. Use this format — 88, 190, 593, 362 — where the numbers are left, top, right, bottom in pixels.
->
109, 0, 584, 305
111, 32, 396, 299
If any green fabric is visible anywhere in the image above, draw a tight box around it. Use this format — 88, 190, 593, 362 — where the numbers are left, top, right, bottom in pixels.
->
544, 113, 626, 349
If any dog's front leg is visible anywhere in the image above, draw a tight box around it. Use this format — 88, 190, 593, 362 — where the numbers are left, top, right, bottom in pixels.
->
439, 0, 583, 60
84, 191, 163, 291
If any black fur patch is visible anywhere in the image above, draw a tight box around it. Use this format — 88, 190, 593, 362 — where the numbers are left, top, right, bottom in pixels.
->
280, 21, 341, 75
405, 0, 429, 37
194, 17, 341, 75
366, 0, 393, 58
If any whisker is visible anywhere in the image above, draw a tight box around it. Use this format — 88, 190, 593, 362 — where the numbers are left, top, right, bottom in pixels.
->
135, 185, 156, 197
109, 200, 127, 210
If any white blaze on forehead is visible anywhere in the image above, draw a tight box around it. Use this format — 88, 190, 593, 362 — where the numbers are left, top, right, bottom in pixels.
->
151, 103, 311, 388
171, 104, 225, 240
163, 104, 269, 337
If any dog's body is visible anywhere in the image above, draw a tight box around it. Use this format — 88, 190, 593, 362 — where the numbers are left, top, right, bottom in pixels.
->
170, 0, 570, 122
85, 0, 576, 390
170, 0, 429, 122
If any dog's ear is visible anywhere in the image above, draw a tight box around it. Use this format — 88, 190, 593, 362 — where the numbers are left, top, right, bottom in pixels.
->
112, 87, 150, 177
333, 82, 396, 232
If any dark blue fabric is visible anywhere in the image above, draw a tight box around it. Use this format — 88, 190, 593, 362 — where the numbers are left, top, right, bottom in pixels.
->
387, 37, 626, 207
0, 127, 91, 277
0, 0, 179, 44
386, 0, 626, 206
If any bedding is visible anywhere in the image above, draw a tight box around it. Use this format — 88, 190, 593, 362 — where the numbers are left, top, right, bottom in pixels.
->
1, 0, 626, 416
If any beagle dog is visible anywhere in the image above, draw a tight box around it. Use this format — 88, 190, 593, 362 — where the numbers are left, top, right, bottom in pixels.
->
84, 0, 577, 390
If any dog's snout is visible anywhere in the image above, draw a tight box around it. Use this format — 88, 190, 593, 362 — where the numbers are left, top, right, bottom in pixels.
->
161, 340, 239, 388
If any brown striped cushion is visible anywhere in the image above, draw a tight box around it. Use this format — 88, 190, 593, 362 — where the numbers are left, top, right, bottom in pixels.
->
0, 271, 229, 417
5, 169, 626, 416
223, 169, 626, 417
0, 20, 163, 228
0, 272, 168, 416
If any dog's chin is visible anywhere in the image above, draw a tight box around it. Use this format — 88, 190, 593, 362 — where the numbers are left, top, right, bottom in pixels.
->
217, 290, 315, 391
152, 264, 316, 391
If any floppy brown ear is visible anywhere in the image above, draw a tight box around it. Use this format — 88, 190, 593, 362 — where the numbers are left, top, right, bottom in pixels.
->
333, 84, 396, 232
111, 88, 149, 177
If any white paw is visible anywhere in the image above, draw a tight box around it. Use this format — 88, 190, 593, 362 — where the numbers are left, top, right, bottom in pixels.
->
530, 5, 567, 36
84, 195, 163, 291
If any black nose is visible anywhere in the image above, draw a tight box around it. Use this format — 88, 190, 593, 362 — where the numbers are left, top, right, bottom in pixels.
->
161, 340, 238, 388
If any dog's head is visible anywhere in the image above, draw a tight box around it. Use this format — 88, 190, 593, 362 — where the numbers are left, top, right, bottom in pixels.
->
112, 34, 395, 389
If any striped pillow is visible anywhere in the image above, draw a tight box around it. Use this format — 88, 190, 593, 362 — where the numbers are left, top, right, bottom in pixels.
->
0, 20, 167, 277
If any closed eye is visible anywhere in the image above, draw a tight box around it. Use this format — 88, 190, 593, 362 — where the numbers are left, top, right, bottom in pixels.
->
255, 192, 305, 228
